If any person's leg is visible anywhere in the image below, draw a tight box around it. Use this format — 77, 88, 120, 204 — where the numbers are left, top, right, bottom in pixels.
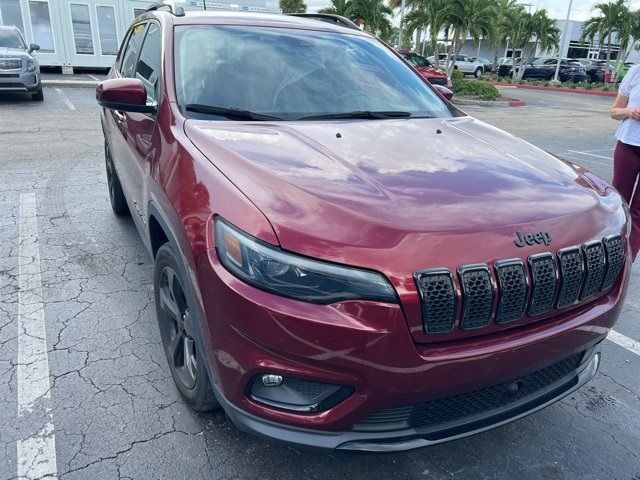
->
613, 141, 640, 261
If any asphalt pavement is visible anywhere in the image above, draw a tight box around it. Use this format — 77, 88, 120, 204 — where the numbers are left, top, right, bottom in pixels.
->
0, 87, 638, 480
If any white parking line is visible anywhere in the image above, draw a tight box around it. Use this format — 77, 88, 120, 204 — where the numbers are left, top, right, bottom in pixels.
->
563, 155, 612, 168
568, 150, 612, 161
16, 192, 58, 479
54, 88, 75, 111
88, 74, 100, 81
608, 330, 640, 356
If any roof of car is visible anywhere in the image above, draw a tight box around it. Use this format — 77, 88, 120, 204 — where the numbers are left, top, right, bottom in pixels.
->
144, 10, 369, 35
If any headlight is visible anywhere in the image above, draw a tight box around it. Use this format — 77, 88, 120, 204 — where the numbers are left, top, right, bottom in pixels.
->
214, 218, 397, 304
27, 57, 36, 71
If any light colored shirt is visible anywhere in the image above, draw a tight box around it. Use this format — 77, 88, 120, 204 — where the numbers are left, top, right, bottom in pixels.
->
616, 64, 640, 146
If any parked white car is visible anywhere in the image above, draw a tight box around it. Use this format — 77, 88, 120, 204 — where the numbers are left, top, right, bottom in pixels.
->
429, 54, 484, 77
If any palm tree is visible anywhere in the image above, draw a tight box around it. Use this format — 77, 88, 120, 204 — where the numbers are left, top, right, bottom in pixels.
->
617, 9, 640, 63
318, 0, 351, 16
347, 0, 393, 38
279, 0, 307, 13
488, 0, 522, 71
403, 0, 450, 64
515, 9, 560, 81
445, 0, 497, 74
582, 0, 631, 70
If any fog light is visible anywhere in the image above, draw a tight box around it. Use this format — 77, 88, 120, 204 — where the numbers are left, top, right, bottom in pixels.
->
261, 374, 283, 387
248, 375, 353, 413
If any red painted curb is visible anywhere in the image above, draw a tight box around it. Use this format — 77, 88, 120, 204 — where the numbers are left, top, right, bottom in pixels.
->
507, 98, 526, 107
493, 83, 618, 97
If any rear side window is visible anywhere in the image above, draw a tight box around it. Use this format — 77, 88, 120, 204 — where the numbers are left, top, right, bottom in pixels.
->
135, 23, 161, 102
120, 23, 147, 78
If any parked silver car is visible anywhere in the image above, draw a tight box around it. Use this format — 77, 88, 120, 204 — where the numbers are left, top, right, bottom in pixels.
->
428, 53, 484, 77
0, 26, 42, 101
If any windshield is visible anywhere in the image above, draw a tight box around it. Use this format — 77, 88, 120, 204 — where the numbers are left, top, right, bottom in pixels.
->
407, 54, 431, 67
0, 29, 25, 49
175, 25, 452, 121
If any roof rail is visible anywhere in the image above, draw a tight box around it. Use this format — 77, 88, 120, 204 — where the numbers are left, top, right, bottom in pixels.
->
145, 1, 185, 16
287, 13, 361, 31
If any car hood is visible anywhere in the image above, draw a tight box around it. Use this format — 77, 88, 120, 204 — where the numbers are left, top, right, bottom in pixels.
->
415, 65, 447, 77
0, 47, 28, 57
185, 116, 624, 269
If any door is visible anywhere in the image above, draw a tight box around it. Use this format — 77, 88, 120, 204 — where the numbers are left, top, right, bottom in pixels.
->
19, 0, 66, 66
123, 20, 160, 224
61, 0, 123, 68
105, 20, 147, 220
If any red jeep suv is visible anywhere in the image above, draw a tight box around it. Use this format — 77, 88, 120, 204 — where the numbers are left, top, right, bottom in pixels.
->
97, 5, 631, 451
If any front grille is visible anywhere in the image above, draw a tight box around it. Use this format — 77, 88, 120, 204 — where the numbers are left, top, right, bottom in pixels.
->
414, 234, 624, 335
581, 242, 606, 300
601, 235, 624, 290
556, 248, 585, 309
527, 253, 558, 316
495, 260, 527, 323
414, 269, 456, 333
458, 265, 493, 329
354, 350, 586, 432
428, 77, 447, 86
0, 58, 22, 70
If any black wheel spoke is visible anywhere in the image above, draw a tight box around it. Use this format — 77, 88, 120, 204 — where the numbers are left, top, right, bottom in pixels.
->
169, 331, 183, 367
159, 286, 180, 321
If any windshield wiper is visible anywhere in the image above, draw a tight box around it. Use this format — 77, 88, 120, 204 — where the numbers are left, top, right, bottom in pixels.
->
298, 110, 413, 120
185, 104, 284, 121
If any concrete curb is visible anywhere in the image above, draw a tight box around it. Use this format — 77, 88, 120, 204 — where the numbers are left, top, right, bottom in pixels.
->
42, 80, 98, 88
491, 83, 617, 97
453, 96, 524, 107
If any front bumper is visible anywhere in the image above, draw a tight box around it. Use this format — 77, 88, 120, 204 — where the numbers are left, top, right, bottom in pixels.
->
194, 243, 627, 451
213, 345, 601, 451
0, 71, 40, 92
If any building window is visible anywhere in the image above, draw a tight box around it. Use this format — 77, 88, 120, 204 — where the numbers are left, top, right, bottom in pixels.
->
28, 1, 54, 53
0, 0, 24, 34
70, 3, 93, 54
96, 5, 118, 55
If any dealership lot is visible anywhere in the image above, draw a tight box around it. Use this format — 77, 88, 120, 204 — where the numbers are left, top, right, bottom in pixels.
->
0, 87, 638, 480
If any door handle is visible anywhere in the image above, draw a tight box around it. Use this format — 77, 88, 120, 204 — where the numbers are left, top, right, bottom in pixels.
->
113, 110, 126, 123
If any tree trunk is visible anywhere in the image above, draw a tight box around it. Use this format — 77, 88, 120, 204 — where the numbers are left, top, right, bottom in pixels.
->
517, 40, 538, 81
606, 29, 612, 79
415, 28, 422, 51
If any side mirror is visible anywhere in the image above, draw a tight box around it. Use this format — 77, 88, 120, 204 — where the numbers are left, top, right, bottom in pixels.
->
96, 78, 156, 114
433, 84, 453, 101
29, 43, 40, 53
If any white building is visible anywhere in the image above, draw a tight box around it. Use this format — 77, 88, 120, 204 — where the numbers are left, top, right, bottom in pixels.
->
0, 0, 279, 69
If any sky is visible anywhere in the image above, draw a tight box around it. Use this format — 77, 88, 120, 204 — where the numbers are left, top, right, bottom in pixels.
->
306, 0, 640, 21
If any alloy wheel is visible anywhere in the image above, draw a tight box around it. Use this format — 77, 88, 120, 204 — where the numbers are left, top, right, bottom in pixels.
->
158, 265, 198, 390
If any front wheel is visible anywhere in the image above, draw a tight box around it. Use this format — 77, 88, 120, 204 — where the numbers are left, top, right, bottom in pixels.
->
474, 67, 483, 78
154, 244, 219, 411
31, 87, 43, 101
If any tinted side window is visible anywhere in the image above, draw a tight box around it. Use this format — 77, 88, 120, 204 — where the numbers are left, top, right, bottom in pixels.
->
120, 23, 147, 78
135, 23, 161, 102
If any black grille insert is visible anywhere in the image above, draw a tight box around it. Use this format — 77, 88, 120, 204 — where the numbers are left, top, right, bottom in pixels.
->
494, 259, 528, 324
354, 351, 586, 432
581, 241, 606, 300
601, 235, 624, 290
414, 269, 456, 334
528, 253, 558, 316
458, 265, 494, 329
556, 247, 585, 309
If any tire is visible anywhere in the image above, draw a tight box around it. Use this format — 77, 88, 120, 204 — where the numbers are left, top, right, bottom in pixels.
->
104, 140, 130, 216
154, 243, 219, 411
31, 88, 43, 101
474, 67, 483, 78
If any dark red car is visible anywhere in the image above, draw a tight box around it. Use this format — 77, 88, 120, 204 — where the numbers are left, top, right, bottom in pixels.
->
97, 6, 631, 451
397, 48, 452, 89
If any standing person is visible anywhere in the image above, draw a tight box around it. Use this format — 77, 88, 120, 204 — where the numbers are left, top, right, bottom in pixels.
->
610, 64, 640, 262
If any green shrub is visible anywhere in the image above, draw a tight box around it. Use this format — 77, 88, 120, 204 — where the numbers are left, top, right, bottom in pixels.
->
452, 79, 501, 101
451, 68, 465, 84
585, 83, 594, 90
603, 85, 611, 91
543, 81, 550, 87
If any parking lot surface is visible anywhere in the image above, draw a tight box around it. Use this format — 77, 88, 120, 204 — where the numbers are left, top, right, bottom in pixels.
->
0, 87, 638, 480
